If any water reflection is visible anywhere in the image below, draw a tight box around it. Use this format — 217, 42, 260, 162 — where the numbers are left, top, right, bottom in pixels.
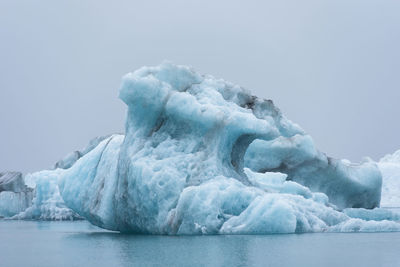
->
1, 221, 400, 267
65, 232, 254, 266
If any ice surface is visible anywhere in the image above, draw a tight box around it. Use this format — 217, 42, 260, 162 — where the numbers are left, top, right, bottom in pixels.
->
244, 137, 381, 209
0, 169, 81, 220
1, 62, 398, 232
0, 172, 33, 218
12, 169, 81, 220
0, 172, 26, 192
54, 135, 113, 169
59, 134, 124, 227
344, 208, 400, 221
0, 136, 110, 220
0, 191, 33, 218
56, 62, 399, 234
377, 150, 400, 208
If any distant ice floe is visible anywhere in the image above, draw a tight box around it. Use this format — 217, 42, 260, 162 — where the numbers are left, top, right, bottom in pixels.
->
1, 62, 400, 234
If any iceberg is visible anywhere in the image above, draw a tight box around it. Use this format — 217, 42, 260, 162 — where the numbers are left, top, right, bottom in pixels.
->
0, 172, 33, 218
53, 134, 113, 170
54, 62, 399, 234
377, 150, 400, 208
11, 169, 81, 220
0, 172, 26, 192
1, 62, 399, 233
0, 169, 81, 220
0, 135, 110, 220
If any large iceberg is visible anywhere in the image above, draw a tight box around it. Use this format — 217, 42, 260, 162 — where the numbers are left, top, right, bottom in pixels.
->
52, 62, 399, 234
1, 62, 399, 233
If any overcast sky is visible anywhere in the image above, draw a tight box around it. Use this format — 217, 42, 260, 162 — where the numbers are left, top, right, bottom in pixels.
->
1, 0, 399, 173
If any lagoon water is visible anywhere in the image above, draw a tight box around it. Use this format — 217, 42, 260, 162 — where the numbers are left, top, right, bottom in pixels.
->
1, 220, 400, 267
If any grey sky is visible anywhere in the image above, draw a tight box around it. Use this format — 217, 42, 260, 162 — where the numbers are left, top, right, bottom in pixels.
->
1, 0, 399, 173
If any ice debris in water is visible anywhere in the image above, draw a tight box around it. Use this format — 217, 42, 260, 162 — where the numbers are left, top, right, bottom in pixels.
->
51, 62, 400, 234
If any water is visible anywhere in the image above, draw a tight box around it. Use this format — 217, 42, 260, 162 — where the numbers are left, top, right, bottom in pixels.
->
1, 221, 400, 267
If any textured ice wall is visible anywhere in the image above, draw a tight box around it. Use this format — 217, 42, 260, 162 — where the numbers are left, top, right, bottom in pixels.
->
12, 169, 81, 220
0, 172, 26, 192
57, 62, 396, 234
0, 135, 111, 220
0, 172, 33, 217
54, 135, 113, 170
245, 138, 381, 209
0, 170, 80, 220
0, 191, 33, 218
378, 150, 400, 207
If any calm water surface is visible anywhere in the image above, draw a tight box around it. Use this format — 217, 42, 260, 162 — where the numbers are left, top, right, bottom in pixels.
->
1, 220, 400, 267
